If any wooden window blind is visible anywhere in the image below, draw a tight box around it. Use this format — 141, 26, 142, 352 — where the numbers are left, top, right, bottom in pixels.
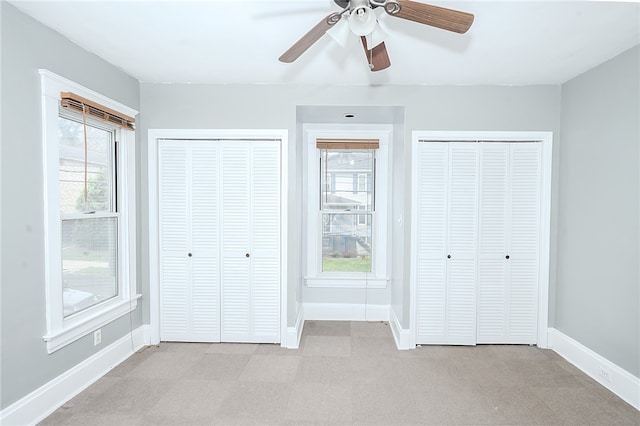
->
60, 92, 135, 130
316, 138, 379, 150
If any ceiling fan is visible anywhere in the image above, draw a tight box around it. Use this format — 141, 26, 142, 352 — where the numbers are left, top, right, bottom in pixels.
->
279, 0, 474, 72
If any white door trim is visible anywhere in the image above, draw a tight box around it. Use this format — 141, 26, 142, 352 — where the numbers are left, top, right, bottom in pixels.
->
148, 129, 288, 345
410, 131, 553, 348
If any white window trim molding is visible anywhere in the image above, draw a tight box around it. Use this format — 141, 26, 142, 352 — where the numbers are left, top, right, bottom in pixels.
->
303, 124, 392, 288
304, 277, 388, 289
39, 69, 139, 353
147, 128, 289, 346
409, 130, 553, 349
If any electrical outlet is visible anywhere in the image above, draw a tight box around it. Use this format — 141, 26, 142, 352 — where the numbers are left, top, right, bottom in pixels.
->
599, 367, 611, 383
94, 329, 102, 346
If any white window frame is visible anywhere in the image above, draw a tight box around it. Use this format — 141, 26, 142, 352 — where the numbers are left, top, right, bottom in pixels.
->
39, 70, 140, 353
304, 124, 391, 289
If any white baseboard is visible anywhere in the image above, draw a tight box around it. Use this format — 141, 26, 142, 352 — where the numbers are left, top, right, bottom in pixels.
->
0, 325, 150, 426
284, 306, 304, 349
548, 328, 640, 410
389, 308, 414, 350
303, 303, 389, 322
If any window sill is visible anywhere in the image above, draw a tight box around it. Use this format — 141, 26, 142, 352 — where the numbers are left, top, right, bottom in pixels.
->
43, 294, 141, 353
304, 276, 388, 289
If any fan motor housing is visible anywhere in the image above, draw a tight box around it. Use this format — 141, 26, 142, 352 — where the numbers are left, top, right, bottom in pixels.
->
334, 0, 382, 9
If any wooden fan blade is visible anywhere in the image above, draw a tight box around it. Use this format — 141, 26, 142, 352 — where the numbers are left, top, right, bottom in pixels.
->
279, 14, 336, 63
360, 37, 391, 72
394, 1, 474, 34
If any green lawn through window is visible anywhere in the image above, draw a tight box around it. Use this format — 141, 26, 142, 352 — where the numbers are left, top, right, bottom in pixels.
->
322, 256, 371, 272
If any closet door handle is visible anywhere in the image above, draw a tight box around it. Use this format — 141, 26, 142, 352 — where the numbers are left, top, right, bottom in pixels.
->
447, 255, 451, 259
245, 253, 250, 258
188, 253, 192, 257
505, 255, 510, 260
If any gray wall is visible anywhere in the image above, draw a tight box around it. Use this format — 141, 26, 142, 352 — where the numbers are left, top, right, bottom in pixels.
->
390, 117, 406, 323
557, 45, 640, 376
0, 2, 141, 409
139, 82, 562, 331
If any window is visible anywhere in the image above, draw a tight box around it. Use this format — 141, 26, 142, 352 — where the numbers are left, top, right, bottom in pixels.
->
320, 150, 374, 273
40, 70, 138, 353
59, 114, 118, 316
304, 127, 390, 288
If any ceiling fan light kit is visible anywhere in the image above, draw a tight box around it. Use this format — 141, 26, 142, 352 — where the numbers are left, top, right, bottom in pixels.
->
327, 9, 386, 48
326, 15, 352, 47
348, 0, 377, 36
279, 0, 474, 72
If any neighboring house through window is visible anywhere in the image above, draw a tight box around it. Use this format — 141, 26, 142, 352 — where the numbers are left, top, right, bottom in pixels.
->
320, 149, 374, 273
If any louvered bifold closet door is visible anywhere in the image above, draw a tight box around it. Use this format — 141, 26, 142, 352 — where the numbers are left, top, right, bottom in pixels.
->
446, 143, 480, 344
477, 143, 510, 343
159, 141, 221, 342
250, 142, 281, 342
159, 143, 189, 341
507, 143, 541, 344
416, 142, 479, 345
221, 143, 252, 341
220, 141, 280, 343
477, 142, 541, 344
416, 143, 448, 342
190, 144, 221, 341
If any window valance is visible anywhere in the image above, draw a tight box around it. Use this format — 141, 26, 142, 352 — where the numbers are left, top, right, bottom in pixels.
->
61, 91, 135, 130
316, 138, 379, 150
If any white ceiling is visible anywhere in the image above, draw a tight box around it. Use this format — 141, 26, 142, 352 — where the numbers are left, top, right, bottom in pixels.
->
9, 0, 640, 86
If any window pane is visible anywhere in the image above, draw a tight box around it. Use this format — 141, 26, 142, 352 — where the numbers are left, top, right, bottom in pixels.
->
322, 213, 371, 272
59, 116, 114, 214
62, 217, 118, 317
321, 151, 374, 211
